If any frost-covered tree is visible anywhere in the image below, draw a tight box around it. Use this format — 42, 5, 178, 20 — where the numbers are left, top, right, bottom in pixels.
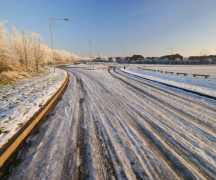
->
11, 27, 33, 71
0, 21, 90, 74
100, 53, 103, 59
31, 32, 44, 72
112, 58, 116, 63
0, 21, 17, 72
42, 44, 53, 65
21, 28, 32, 71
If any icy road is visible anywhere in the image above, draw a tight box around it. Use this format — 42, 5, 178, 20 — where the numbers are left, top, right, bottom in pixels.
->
7, 67, 216, 180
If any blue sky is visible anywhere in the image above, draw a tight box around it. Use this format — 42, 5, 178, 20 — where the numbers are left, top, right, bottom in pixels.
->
1, 0, 216, 58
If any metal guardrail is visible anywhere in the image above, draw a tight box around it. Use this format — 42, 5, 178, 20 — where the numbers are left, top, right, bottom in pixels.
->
177, 73, 188, 76
193, 74, 210, 79
138, 67, 210, 79
165, 71, 174, 74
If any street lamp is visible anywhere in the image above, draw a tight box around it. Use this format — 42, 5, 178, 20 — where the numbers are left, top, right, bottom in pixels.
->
200, 49, 206, 56
167, 47, 172, 65
89, 40, 92, 67
199, 49, 206, 64
119, 47, 126, 67
50, 18, 69, 73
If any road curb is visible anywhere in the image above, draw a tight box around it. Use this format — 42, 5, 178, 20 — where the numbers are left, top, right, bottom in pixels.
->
0, 72, 69, 169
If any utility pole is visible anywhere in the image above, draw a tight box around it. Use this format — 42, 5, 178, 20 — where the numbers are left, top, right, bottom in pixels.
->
49, 18, 69, 73
119, 47, 126, 68
89, 40, 91, 67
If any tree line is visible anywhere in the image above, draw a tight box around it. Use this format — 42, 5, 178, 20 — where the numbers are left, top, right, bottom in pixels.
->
0, 20, 87, 73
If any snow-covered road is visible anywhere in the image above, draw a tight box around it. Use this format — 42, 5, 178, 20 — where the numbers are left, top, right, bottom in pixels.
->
6, 67, 216, 180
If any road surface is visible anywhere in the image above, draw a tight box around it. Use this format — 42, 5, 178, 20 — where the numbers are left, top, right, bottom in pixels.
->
6, 67, 216, 180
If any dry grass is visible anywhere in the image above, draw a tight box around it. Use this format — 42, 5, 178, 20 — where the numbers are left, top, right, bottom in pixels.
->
0, 70, 31, 82
19, 71, 31, 78
0, 66, 47, 84
39, 68, 46, 73
0, 64, 14, 73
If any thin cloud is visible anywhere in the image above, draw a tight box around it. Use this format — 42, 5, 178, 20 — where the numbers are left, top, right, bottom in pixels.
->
118, 0, 170, 18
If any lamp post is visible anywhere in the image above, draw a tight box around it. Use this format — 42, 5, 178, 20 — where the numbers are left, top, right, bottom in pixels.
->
200, 49, 206, 56
89, 40, 91, 67
50, 18, 69, 73
199, 49, 206, 65
167, 47, 172, 65
119, 47, 126, 67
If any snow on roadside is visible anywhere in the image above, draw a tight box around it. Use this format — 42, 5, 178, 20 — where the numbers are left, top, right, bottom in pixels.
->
0, 67, 67, 148
120, 68, 216, 98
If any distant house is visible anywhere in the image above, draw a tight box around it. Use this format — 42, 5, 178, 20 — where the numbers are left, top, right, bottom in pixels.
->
160, 54, 183, 61
125, 57, 131, 61
116, 57, 121, 61
208, 55, 216, 60
152, 57, 159, 61
189, 56, 208, 61
159, 55, 170, 61
146, 57, 160, 61
130, 55, 145, 61
207, 55, 216, 62
189, 56, 200, 61
146, 57, 153, 60
108, 57, 112, 61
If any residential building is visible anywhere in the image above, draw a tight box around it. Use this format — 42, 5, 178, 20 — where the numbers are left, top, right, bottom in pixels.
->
130, 55, 145, 61
160, 54, 183, 60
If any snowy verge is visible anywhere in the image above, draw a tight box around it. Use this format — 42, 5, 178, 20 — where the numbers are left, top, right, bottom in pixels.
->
0, 67, 67, 148
120, 68, 216, 98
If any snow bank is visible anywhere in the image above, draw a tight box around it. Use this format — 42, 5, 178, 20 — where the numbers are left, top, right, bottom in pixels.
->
121, 68, 216, 98
0, 67, 67, 148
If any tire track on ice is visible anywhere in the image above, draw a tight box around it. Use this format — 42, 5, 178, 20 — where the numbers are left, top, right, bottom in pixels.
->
115, 68, 216, 113
71, 69, 181, 179
7, 72, 86, 180
109, 68, 216, 135
60, 72, 89, 180
108, 68, 216, 179
71, 71, 117, 180
73, 68, 215, 179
